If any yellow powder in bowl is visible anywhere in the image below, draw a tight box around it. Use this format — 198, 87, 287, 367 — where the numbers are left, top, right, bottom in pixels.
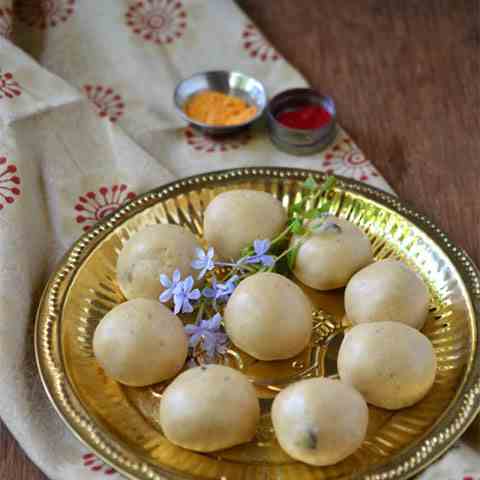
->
184, 90, 257, 126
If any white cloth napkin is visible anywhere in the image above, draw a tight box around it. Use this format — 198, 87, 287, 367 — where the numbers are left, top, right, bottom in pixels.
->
0, 0, 476, 478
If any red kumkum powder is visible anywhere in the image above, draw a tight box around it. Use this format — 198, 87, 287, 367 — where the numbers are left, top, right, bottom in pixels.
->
276, 104, 332, 130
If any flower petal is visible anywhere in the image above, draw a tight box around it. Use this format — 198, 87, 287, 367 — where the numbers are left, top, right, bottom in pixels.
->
195, 247, 206, 259
261, 255, 275, 267
188, 332, 202, 348
188, 288, 201, 300
209, 313, 222, 330
201, 319, 213, 330
184, 324, 198, 335
215, 285, 227, 297
202, 287, 216, 298
173, 269, 181, 283
172, 282, 184, 295
159, 289, 173, 303
253, 239, 262, 255
183, 276, 194, 291
216, 332, 229, 346
198, 319, 209, 329
173, 293, 183, 315
207, 246, 215, 259
244, 255, 260, 264
191, 259, 205, 270
202, 334, 217, 358
197, 267, 208, 280
182, 299, 194, 314
159, 274, 172, 288
254, 239, 270, 256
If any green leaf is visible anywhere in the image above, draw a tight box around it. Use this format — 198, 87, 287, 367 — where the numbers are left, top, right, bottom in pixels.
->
288, 201, 306, 217
316, 203, 330, 214
290, 218, 305, 235
291, 202, 304, 213
287, 244, 301, 270
319, 175, 336, 193
303, 175, 318, 191
313, 206, 330, 218
288, 217, 299, 228
304, 204, 330, 220
304, 209, 318, 219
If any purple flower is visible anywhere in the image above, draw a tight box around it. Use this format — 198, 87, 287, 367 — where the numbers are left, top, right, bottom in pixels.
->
191, 247, 215, 279
203, 275, 239, 303
243, 239, 275, 267
184, 313, 229, 359
172, 276, 201, 314
159, 269, 182, 303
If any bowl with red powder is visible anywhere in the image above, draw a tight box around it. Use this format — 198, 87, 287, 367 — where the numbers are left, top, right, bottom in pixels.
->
266, 88, 337, 155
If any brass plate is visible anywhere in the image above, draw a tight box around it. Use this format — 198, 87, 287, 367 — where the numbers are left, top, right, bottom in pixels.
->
35, 167, 480, 480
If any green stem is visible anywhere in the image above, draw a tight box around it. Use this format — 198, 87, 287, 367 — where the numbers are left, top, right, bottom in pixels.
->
307, 176, 336, 206
221, 262, 257, 281
274, 248, 291, 263
289, 176, 335, 223
195, 302, 205, 323
222, 269, 236, 281
268, 238, 307, 272
240, 264, 258, 273
270, 223, 293, 246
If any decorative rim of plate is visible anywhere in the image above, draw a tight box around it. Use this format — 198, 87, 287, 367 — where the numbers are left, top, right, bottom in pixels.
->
35, 167, 480, 480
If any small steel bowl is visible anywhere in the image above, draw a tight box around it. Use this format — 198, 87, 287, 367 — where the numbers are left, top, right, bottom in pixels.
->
174, 70, 267, 135
267, 88, 337, 155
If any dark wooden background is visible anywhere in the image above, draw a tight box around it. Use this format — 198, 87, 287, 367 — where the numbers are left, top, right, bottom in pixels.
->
1, 0, 479, 478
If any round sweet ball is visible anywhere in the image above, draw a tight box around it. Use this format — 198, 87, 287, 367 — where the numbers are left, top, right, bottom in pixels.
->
160, 365, 260, 452
203, 190, 287, 260
291, 216, 373, 291
338, 321, 437, 410
345, 259, 430, 330
271, 378, 368, 466
117, 224, 200, 300
93, 299, 188, 387
224, 272, 312, 361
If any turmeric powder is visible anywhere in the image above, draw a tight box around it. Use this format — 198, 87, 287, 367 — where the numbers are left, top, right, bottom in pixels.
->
184, 90, 257, 126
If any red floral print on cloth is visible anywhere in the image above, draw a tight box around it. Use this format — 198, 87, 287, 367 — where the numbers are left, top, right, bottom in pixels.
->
125, 0, 187, 45
322, 137, 379, 182
15, 0, 75, 30
0, 7, 13, 38
83, 85, 125, 122
0, 156, 21, 211
75, 185, 136, 232
0, 72, 21, 99
82, 453, 116, 475
242, 23, 280, 62
184, 127, 251, 153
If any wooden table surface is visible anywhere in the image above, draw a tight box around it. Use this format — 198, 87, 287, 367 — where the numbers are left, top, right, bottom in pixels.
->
1, 1, 479, 478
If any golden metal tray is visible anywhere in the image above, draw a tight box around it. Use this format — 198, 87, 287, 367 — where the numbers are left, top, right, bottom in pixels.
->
35, 167, 480, 480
